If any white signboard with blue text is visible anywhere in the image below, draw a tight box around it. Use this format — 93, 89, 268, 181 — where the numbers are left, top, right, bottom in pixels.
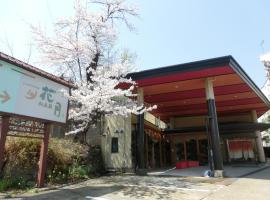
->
0, 60, 69, 123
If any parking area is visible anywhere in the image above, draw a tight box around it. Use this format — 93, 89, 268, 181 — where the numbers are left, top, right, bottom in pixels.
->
148, 164, 269, 178
4, 176, 227, 200
3, 165, 270, 200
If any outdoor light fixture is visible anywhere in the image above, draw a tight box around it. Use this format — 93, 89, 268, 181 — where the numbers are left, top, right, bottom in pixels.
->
114, 128, 124, 134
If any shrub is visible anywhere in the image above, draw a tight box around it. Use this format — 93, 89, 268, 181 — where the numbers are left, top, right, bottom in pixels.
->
3, 138, 41, 179
0, 177, 30, 192
68, 164, 90, 181
2, 137, 104, 190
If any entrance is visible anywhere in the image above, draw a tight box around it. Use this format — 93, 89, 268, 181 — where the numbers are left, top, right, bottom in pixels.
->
198, 139, 208, 164
175, 142, 185, 161
227, 139, 256, 163
174, 138, 209, 165
164, 141, 171, 165
175, 139, 199, 162
186, 139, 198, 161
145, 132, 163, 169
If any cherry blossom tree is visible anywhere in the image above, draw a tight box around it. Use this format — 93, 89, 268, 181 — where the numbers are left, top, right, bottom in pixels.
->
260, 52, 270, 76
260, 52, 270, 146
67, 57, 156, 135
32, 0, 155, 137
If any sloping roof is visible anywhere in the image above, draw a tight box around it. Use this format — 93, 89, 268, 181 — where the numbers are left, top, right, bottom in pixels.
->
129, 56, 270, 121
0, 52, 74, 88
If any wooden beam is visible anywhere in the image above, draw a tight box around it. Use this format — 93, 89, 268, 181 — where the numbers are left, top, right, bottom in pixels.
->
196, 139, 200, 161
184, 141, 187, 161
159, 140, 163, 167
136, 88, 145, 171
145, 134, 148, 168
170, 136, 176, 164
7, 134, 43, 139
0, 116, 9, 176
37, 123, 50, 188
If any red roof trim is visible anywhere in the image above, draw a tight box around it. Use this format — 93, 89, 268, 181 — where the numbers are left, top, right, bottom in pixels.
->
137, 66, 234, 87
144, 83, 251, 103
153, 98, 262, 114
160, 107, 268, 121
157, 106, 267, 118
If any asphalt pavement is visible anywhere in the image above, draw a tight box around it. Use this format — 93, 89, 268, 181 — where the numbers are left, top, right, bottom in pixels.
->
3, 166, 270, 200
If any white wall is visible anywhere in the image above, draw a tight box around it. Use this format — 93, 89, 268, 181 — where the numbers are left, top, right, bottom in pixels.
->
101, 115, 133, 170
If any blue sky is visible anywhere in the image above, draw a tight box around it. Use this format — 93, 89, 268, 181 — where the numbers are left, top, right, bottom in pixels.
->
1, 0, 270, 88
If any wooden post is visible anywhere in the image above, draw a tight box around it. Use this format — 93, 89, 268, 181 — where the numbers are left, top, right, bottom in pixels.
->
136, 88, 145, 173
196, 139, 200, 160
184, 141, 187, 161
0, 116, 9, 175
159, 140, 163, 167
37, 123, 50, 188
151, 141, 155, 168
145, 133, 148, 168
170, 136, 176, 164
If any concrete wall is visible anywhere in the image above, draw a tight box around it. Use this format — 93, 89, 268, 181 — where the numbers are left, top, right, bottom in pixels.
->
86, 121, 102, 146
173, 116, 205, 128
71, 115, 133, 171
101, 115, 133, 171
59, 115, 133, 171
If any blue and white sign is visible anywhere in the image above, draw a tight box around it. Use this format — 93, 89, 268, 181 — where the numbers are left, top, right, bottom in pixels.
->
0, 60, 69, 123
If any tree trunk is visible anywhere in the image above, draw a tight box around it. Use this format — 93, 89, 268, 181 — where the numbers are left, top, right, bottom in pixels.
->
86, 52, 100, 82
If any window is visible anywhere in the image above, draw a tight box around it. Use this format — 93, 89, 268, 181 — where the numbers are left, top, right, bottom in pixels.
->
111, 137, 119, 153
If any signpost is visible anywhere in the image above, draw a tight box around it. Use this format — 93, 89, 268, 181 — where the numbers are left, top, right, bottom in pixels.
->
0, 60, 69, 123
0, 54, 70, 187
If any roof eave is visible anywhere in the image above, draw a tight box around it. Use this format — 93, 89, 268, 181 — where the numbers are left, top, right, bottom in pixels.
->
128, 55, 232, 80
228, 56, 270, 108
128, 55, 270, 111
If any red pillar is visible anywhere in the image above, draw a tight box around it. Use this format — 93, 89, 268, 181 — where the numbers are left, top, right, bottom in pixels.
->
37, 123, 50, 188
0, 116, 9, 175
